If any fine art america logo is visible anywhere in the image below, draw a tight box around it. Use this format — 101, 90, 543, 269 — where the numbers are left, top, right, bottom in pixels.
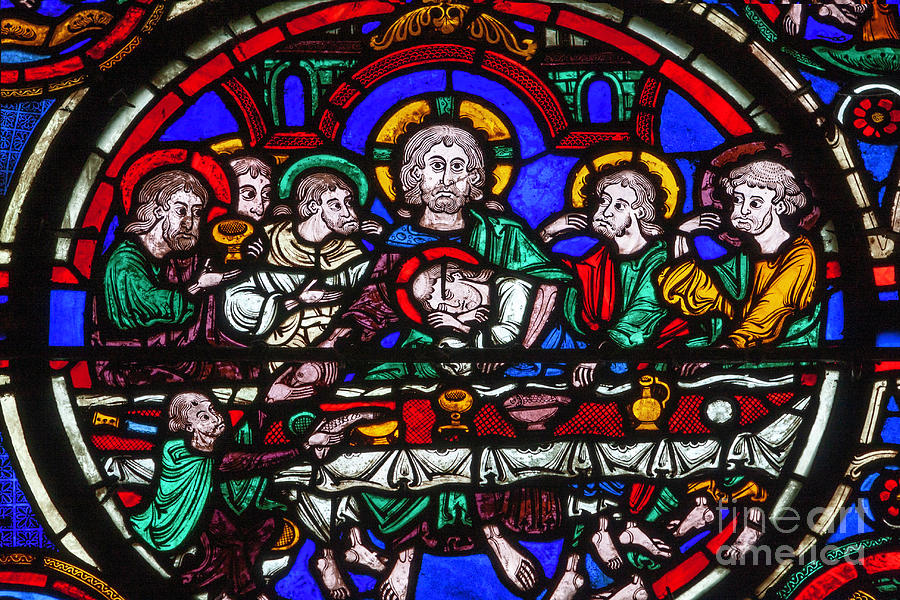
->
714, 499, 881, 569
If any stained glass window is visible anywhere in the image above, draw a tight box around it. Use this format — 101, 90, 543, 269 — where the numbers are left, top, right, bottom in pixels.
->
1, 2, 898, 600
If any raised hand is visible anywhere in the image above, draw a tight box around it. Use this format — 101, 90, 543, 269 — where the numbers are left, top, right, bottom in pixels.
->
540, 212, 590, 242
678, 212, 721, 235
246, 238, 265, 259
361, 219, 384, 236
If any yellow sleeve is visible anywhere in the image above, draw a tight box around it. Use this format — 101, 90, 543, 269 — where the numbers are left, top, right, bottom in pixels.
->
657, 260, 734, 319
729, 239, 817, 348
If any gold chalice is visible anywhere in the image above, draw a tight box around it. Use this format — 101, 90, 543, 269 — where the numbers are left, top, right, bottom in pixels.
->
437, 388, 474, 434
212, 219, 254, 262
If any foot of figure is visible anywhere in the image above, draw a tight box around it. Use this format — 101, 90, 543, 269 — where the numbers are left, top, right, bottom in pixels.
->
591, 516, 623, 570
483, 523, 539, 593
722, 507, 764, 561
668, 496, 715, 538
378, 546, 416, 600
344, 526, 389, 574
212, 593, 236, 600
257, 592, 287, 600
591, 575, 649, 600
547, 553, 585, 600
618, 521, 671, 558
314, 548, 351, 600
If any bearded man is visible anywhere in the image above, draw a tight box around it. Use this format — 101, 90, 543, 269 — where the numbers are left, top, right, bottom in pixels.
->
658, 158, 820, 351
103, 169, 238, 331
332, 123, 574, 346
223, 171, 372, 360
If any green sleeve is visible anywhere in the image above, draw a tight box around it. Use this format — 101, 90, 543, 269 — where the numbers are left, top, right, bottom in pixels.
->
608, 245, 668, 348
104, 242, 196, 330
711, 252, 750, 303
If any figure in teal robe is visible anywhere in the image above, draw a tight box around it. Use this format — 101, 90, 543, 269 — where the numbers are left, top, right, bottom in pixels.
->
104, 237, 196, 330
131, 439, 213, 551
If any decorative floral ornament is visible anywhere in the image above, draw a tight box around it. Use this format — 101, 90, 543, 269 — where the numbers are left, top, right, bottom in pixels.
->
871, 473, 900, 527
850, 96, 900, 139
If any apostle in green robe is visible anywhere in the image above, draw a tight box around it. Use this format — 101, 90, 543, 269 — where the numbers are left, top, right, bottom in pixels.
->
131, 392, 300, 600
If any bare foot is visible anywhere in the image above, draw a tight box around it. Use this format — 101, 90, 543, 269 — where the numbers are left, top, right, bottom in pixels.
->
591, 574, 649, 600
314, 548, 351, 600
591, 516, 623, 570
483, 523, 539, 593
379, 546, 415, 600
618, 521, 671, 558
722, 507, 764, 561
547, 553, 585, 600
344, 526, 389, 574
668, 496, 715, 538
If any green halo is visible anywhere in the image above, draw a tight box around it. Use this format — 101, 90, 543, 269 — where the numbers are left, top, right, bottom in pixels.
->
278, 155, 370, 205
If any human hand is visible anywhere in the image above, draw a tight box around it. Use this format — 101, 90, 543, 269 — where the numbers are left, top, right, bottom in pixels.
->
678, 212, 721, 235
296, 279, 342, 305
477, 362, 504, 374
246, 238, 265, 259
458, 306, 489, 324
189, 260, 240, 293
427, 312, 470, 334
290, 361, 338, 386
361, 220, 384, 236
266, 382, 316, 403
540, 212, 589, 242
573, 362, 598, 388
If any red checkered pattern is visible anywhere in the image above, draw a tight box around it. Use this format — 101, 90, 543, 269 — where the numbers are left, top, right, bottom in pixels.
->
738, 395, 769, 426
263, 421, 290, 445
403, 398, 436, 445
767, 391, 794, 406
554, 403, 623, 437
668, 395, 710, 434
91, 434, 153, 452
474, 404, 516, 438
126, 409, 162, 418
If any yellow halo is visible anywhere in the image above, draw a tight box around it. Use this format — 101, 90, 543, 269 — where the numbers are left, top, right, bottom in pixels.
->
568, 150, 682, 219
372, 96, 515, 202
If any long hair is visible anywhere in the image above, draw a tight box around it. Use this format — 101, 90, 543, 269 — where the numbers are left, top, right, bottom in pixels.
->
720, 159, 807, 216
124, 170, 208, 234
399, 125, 485, 205
293, 171, 354, 221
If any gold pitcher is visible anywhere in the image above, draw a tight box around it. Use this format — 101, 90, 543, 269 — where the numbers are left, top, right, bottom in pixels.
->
630, 375, 670, 431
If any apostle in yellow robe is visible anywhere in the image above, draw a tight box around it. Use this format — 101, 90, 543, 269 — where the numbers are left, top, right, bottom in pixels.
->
658, 159, 821, 349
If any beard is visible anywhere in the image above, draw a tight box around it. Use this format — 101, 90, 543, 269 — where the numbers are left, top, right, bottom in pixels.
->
162, 220, 198, 252
422, 184, 467, 214
324, 215, 359, 235
595, 214, 632, 239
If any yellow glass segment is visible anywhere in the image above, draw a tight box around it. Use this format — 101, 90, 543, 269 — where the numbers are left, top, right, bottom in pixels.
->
492, 164, 513, 195
376, 165, 396, 202
569, 150, 682, 218
376, 100, 432, 144
459, 100, 511, 141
